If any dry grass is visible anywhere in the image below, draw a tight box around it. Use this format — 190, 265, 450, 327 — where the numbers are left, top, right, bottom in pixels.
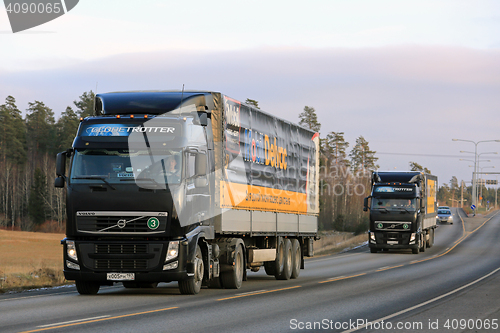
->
314, 231, 367, 256
0, 229, 67, 292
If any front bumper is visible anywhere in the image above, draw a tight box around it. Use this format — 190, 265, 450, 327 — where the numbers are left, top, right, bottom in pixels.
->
62, 238, 192, 283
368, 231, 417, 250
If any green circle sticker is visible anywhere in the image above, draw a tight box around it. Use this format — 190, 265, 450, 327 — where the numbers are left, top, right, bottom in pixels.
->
377, 223, 383, 229
403, 223, 409, 229
147, 217, 160, 230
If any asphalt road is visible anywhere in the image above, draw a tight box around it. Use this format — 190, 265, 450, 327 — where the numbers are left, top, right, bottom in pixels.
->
1, 209, 500, 333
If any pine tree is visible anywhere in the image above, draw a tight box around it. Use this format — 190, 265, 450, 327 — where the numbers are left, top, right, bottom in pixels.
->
409, 161, 431, 174
349, 136, 378, 173
324, 131, 350, 168
56, 106, 80, 151
74, 91, 95, 118
26, 100, 56, 157
298, 106, 321, 133
0, 96, 26, 165
245, 98, 260, 109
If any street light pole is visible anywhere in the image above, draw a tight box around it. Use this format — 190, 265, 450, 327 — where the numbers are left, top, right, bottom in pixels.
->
452, 139, 500, 212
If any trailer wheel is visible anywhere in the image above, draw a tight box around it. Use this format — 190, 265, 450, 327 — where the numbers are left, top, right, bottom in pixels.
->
75, 280, 100, 295
277, 239, 292, 280
221, 244, 244, 289
179, 245, 204, 294
290, 239, 301, 279
264, 262, 276, 276
274, 237, 285, 278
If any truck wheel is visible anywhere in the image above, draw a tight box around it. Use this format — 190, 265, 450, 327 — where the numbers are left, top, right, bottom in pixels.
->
221, 244, 244, 289
427, 229, 434, 248
277, 239, 292, 280
370, 247, 377, 253
75, 280, 100, 295
420, 234, 426, 252
264, 262, 276, 276
179, 245, 204, 294
274, 237, 285, 278
290, 239, 301, 279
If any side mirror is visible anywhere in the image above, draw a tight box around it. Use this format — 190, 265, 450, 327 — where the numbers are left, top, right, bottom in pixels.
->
195, 153, 207, 176
54, 176, 65, 188
363, 197, 370, 212
56, 152, 66, 176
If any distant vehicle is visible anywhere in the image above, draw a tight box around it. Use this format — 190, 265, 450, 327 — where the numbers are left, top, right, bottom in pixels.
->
437, 209, 453, 224
438, 206, 450, 210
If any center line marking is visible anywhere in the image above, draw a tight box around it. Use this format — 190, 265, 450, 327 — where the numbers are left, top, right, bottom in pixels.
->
37, 315, 111, 328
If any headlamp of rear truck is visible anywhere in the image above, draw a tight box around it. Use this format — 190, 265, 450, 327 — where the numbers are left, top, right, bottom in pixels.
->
166, 241, 180, 262
369, 232, 376, 241
410, 233, 416, 243
66, 260, 80, 270
66, 240, 78, 262
163, 261, 178, 270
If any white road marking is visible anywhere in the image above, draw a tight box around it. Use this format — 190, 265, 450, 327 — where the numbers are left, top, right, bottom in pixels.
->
37, 315, 111, 328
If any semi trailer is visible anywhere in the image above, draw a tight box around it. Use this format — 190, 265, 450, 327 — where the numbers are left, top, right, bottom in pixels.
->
363, 171, 438, 254
55, 91, 320, 294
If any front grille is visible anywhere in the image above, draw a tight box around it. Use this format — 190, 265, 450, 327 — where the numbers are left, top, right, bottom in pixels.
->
76, 212, 167, 234
95, 259, 148, 270
95, 244, 148, 254
374, 221, 412, 231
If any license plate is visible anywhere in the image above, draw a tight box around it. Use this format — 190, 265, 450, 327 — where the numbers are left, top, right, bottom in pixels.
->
387, 240, 398, 245
107, 273, 135, 281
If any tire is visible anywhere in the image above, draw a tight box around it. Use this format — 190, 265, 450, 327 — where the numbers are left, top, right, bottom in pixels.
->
427, 229, 434, 248
370, 247, 377, 253
290, 239, 301, 279
412, 246, 419, 254
179, 245, 204, 295
420, 234, 426, 253
264, 261, 276, 276
75, 280, 100, 295
221, 244, 244, 289
277, 239, 292, 280
274, 238, 285, 278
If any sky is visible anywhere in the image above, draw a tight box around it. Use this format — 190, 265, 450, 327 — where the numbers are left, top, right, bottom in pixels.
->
1, 0, 500, 191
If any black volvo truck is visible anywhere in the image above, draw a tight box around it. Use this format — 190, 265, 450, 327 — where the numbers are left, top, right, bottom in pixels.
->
55, 91, 320, 294
364, 171, 438, 254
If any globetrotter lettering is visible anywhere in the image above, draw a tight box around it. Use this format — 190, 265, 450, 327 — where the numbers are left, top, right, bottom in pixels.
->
86, 126, 175, 136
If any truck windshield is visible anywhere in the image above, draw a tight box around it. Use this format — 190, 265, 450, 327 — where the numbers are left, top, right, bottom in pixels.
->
373, 199, 416, 209
70, 149, 183, 185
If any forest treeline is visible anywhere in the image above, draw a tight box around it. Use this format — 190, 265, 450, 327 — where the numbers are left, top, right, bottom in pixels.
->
0, 92, 94, 231
0, 94, 495, 233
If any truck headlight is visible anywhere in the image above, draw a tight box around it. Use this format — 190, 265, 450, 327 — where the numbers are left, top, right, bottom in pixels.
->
370, 233, 376, 241
166, 241, 179, 261
66, 240, 78, 262
410, 233, 416, 243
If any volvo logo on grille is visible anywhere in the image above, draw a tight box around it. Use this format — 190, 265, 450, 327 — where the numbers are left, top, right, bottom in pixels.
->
117, 219, 127, 228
